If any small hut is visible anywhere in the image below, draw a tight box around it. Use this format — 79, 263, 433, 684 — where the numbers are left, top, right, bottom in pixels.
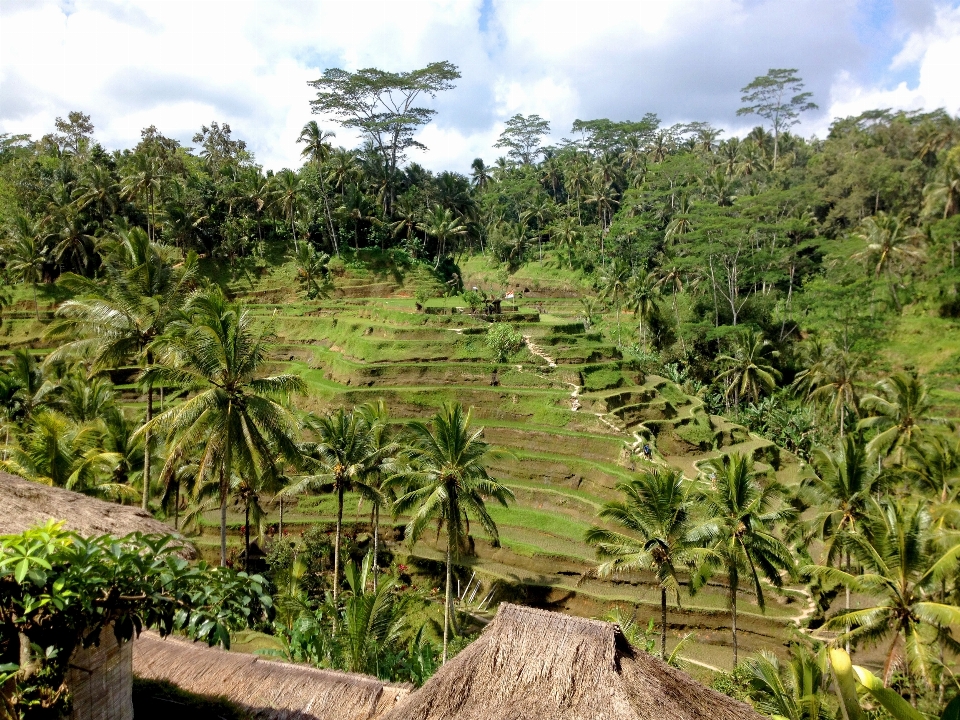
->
382, 603, 764, 720
0, 472, 195, 720
133, 632, 410, 720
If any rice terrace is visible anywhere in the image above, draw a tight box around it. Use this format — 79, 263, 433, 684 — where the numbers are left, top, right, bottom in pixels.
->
3, 3, 960, 719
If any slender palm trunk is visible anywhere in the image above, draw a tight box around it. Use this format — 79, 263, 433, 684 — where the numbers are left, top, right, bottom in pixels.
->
174, 482, 180, 531
220, 434, 231, 567
334, 482, 344, 604
244, 499, 251, 572
845, 549, 851, 653
660, 587, 668, 659
729, 577, 739, 668
142, 386, 152, 510
279, 495, 283, 536
443, 541, 452, 663
372, 504, 379, 592
673, 291, 686, 355
33, 284, 40, 322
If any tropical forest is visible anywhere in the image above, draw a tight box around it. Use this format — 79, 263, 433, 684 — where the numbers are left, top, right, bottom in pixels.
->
2, 58, 960, 720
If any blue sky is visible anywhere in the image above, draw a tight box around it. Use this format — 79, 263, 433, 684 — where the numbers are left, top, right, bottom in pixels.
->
1, 0, 959, 172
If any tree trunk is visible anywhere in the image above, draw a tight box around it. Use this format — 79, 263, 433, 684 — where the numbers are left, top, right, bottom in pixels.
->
334, 482, 344, 605
372, 505, 379, 593
142, 385, 152, 510
174, 481, 180, 531
730, 579, 739, 669
279, 495, 283, 537
33, 283, 40, 322
244, 499, 251, 572
220, 435, 231, 567
845, 549, 851, 653
660, 587, 668, 659
443, 540, 452, 663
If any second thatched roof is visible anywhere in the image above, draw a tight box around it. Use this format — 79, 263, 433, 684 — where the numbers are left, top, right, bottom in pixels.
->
0, 472, 194, 557
382, 603, 764, 720
133, 632, 410, 720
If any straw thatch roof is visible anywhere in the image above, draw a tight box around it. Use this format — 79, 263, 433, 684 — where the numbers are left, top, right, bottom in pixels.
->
382, 603, 764, 720
0, 472, 194, 557
133, 632, 410, 720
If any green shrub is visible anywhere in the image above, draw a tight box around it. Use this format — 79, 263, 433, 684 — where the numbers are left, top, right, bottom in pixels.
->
487, 323, 524, 363
582, 368, 624, 391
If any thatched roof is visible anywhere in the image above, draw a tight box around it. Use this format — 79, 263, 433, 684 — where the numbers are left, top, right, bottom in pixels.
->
133, 632, 410, 720
0, 472, 194, 557
382, 603, 764, 720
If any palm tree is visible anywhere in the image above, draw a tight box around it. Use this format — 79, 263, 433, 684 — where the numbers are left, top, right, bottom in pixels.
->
717, 328, 781, 407
793, 346, 862, 438
1, 409, 123, 498
297, 121, 336, 165
692, 453, 795, 667
807, 500, 960, 688
357, 401, 402, 591
271, 169, 304, 251
141, 286, 305, 566
743, 646, 833, 720
923, 150, 960, 219
550, 215, 581, 269
120, 153, 162, 243
655, 260, 687, 354
393, 403, 514, 662
625, 271, 660, 352
600, 261, 631, 347
584, 468, 701, 658
418, 206, 466, 270
5, 215, 47, 321
859, 373, 937, 466
46, 227, 197, 509
852, 213, 924, 311
469, 158, 491, 191
285, 407, 377, 605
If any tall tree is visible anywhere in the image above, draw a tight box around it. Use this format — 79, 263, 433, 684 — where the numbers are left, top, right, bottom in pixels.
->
308, 61, 460, 215
141, 286, 304, 566
4, 215, 47, 321
393, 403, 514, 662
717, 328, 781, 407
737, 68, 817, 171
285, 407, 377, 605
494, 114, 551, 166
807, 500, 960, 688
859, 372, 937, 465
46, 228, 197, 510
692, 453, 795, 667
584, 468, 701, 658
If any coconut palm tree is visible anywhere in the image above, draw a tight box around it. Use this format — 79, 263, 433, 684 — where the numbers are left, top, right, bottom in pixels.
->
141, 286, 305, 566
46, 227, 197, 509
743, 646, 833, 720
717, 328, 781, 407
793, 346, 862, 438
4, 215, 47, 321
1, 409, 123, 498
120, 153, 162, 243
692, 453, 795, 667
600, 260, 631, 347
271, 169, 304, 251
297, 121, 336, 165
357, 400, 402, 591
285, 407, 377, 605
418, 206, 467, 270
584, 468, 701, 658
550, 215, 581, 269
469, 158, 491, 191
859, 373, 937, 466
807, 500, 960, 688
625, 270, 661, 352
393, 403, 514, 662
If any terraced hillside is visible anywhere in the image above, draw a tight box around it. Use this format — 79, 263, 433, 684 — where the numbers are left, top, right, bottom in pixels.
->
226, 261, 814, 670
0, 260, 813, 671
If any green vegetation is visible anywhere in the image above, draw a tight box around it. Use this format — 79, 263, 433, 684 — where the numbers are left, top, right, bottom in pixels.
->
1, 62, 960, 718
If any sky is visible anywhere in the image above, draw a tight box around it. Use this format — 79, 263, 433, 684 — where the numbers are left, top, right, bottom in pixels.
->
1, 0, 960, 173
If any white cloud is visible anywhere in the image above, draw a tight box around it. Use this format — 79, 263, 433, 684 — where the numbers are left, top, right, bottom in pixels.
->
823, 4, 960, 125
1, 0, 958, 173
